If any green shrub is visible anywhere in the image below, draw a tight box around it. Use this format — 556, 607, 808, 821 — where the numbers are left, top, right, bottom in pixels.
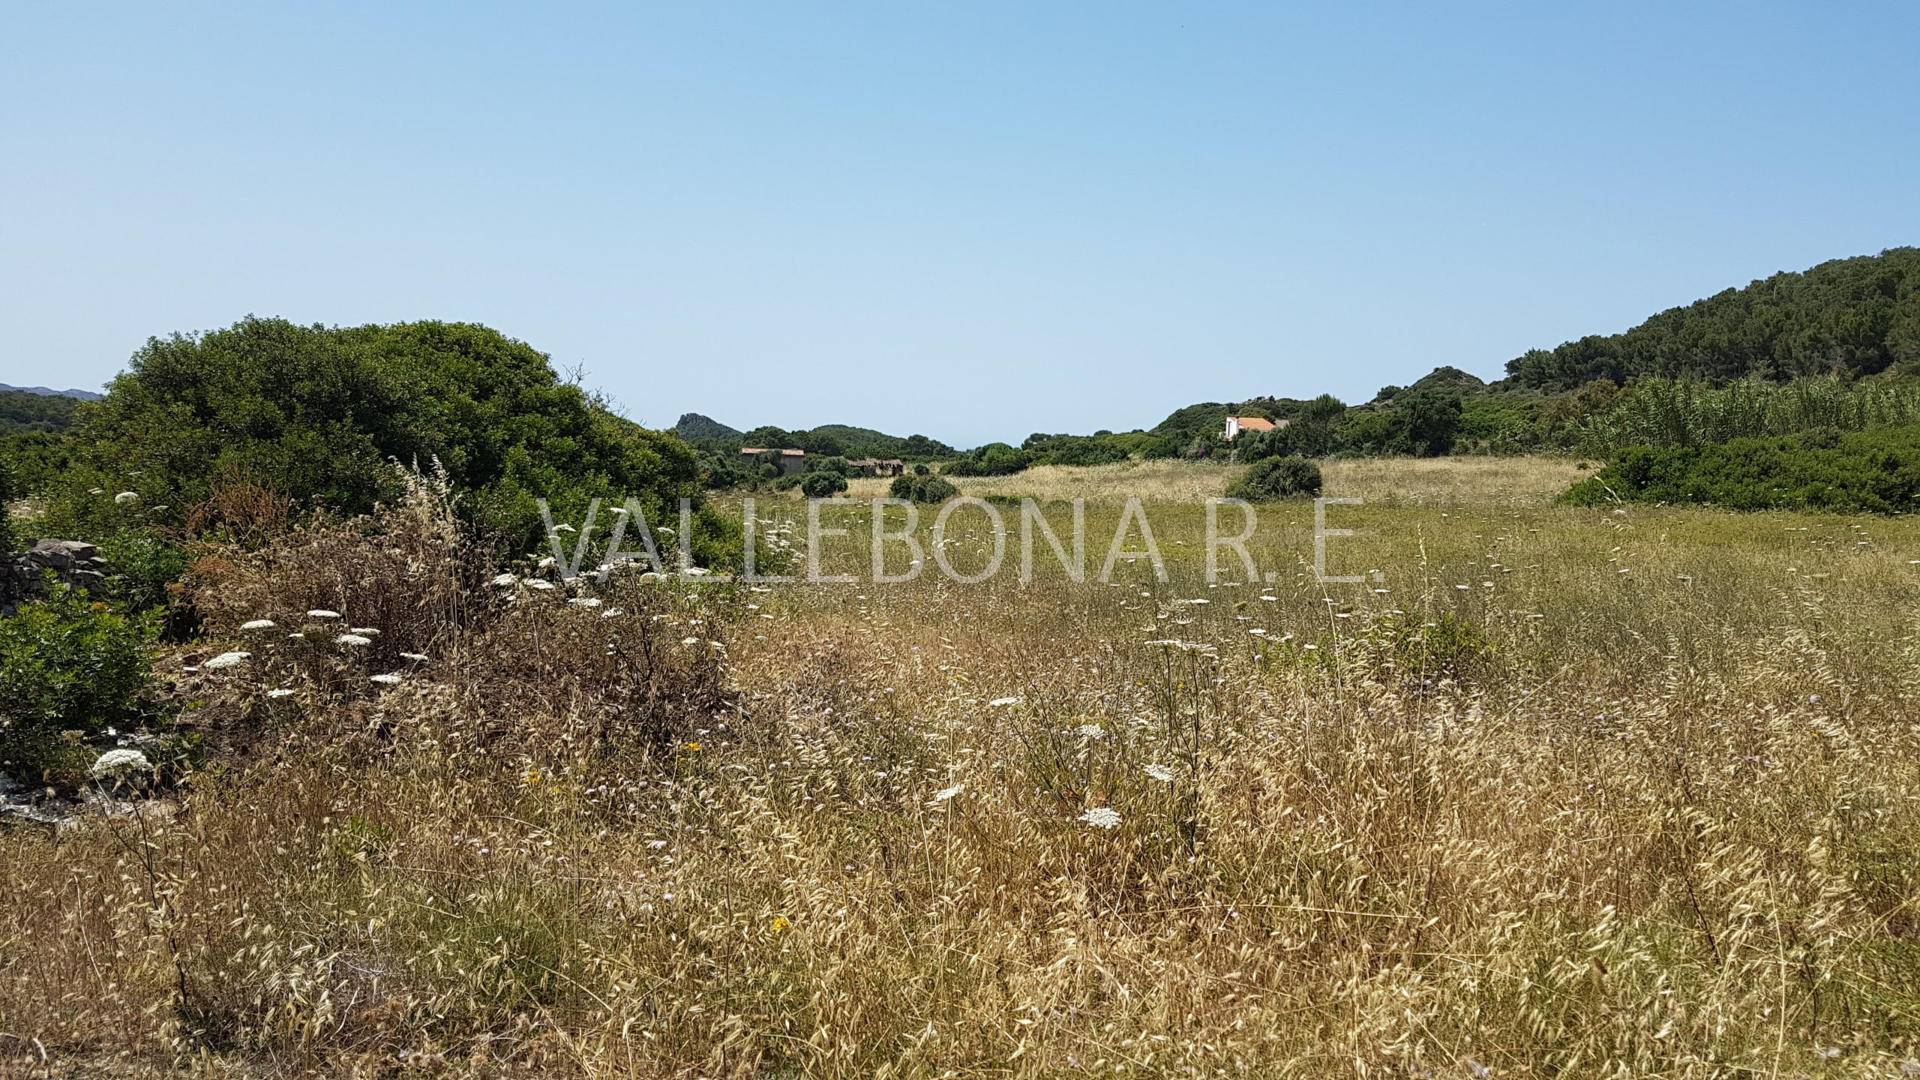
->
0, 583, 157, 781
0, 451, 16, 556
889, 474, 958, 503
1227, 456, 1322, 502
96, 528, 192, 628
1563, 425, 1920, 513
944, 443, 1030, 477
800, 471, 849, 498
53, 317, 723, 559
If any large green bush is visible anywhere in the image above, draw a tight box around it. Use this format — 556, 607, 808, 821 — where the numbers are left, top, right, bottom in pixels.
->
0, 584, 156, 780
1564, 426, 1920, 513
54, 318, 723, 558
889, 474, 958, 503
1227, 456, 1322, 502
799, 471, 849, 498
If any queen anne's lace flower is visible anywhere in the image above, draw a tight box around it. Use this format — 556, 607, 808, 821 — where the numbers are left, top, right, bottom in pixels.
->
928, 783, 964, 807
240, 619, 276, 631
204, 650, 251, 670
90, 748, 151, 779
370, 673, 403, 685
1080, 807, 1122, 830
336, 634, 372, 647
307, 609, 341, 619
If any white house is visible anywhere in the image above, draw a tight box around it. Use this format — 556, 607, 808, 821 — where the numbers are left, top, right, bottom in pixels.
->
1223, 415, 1283, 441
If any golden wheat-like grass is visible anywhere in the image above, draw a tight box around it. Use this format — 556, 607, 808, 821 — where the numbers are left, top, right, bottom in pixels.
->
5, 460, 1920, 1077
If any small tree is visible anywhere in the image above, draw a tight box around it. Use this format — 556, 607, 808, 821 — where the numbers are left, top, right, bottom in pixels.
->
1227, 456, 1322, 502
800, 471, 849, 498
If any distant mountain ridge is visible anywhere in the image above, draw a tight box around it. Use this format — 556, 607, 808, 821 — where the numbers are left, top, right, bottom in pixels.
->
672, 413, 954, 459
0, 383, 102, 400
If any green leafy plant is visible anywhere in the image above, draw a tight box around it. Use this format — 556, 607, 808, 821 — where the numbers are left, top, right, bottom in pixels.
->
1226, 456, 1322, 502
0, 582, 157, 781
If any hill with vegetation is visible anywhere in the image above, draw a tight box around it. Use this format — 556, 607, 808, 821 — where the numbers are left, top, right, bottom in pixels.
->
689, 417, 955, 461
0, 383, 102, 400
0, 389, 82, 434
1504, 247, 1920, 390
671, 412, 743, 443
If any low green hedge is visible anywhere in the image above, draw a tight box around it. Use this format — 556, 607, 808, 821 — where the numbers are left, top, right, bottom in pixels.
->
1564, 426, 1920, 513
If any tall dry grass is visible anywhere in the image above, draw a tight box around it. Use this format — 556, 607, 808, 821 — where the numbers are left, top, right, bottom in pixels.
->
5, 460, 1920, 1076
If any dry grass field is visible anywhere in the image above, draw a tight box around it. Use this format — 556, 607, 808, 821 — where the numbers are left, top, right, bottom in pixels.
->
846, 456, 1594, 507
6, 459, 1920, 1077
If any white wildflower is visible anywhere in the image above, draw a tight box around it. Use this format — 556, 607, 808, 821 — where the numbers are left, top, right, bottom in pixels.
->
203, 650, 251, 670
267, 688, 296, 699
239, 619, 276, 631
1076, 723, 1106, 740
569, 597, 603, 608
526, 579, 556, 591
928, 783, 965, 807
370, 673, 403, 685
336, 633, 372, 647
399, 652, 428, 662
89, 748, 152, 779
988, 696, 1022, 708
1080, 806, 1122, 830
349, 627, 380, 636
491, 573, 519, 587
113, 491, 139, 505
1143, 764, 1175, 783
307, 609, 341, 619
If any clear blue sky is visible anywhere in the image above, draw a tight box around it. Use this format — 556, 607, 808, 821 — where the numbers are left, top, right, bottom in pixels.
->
5, 2, 1916, 446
